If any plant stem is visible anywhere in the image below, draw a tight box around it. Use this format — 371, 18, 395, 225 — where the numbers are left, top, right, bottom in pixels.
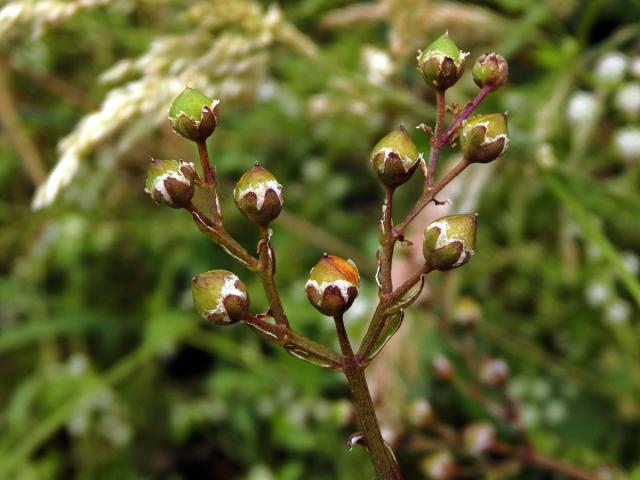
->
197, 140, 222, 224
520, 449, 597, 480
379, 187, 395, 294
258, 226, 289, 327
394, 158, 469, 238
442, 85, 493, 142
243, 314, 342, 369
425, 90, 447, 188
334, 313, 401, 479
187, 202, 260, 271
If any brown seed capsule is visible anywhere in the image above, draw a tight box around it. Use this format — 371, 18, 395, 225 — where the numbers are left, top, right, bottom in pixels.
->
460, 113, 509, 164
370, 126, 421, 187
168, 87, 219, 142
472, 52, 508, 89
191, 270, 249, 325
423, 214, 478, 271
463, 422, 496, 456
305, 254, 360, 317
417, 32, 468, 91
233, 164, 283, 226
145, 158, 197, 208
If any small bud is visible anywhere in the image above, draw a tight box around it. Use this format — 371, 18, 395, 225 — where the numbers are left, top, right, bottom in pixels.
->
460, 113, 509, 163
472, 52, 508, 89
432, 354, 453, 382
305, 254, 359, 316
233, 164, 284, 226
421, 450, 456, 480
145, 159, 197, 208
423, 214, 477, 271
452, 296, 481, 329
168, 87, 219, 142
192, 270, 249, 325
370, 126, 421, 187
417, 32, 468, 91
463, 422, 496, 456
480, 358, 509, 387
406, 399, 434, 427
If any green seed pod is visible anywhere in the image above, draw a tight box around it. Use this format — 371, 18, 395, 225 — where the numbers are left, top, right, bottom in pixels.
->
168, 87, 219, 142
417, 32, 468, 91
192, 270, 249, 325
463, 422, 496, 457
233, 164, 283, 226
460, 113, 509, 164
370, 126, 421, 187
305, 254, 360, 317
472, 52, 508, 89
145, 158, 197, 208
423, 214, 477, 271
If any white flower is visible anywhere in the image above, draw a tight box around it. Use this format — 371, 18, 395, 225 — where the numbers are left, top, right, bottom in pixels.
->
586, 281, 609, 306
614, 127, 640, 160
362, 46, 394, 86
630, 56, 640, 78
605, 300, 631, 325
614, 83, 640, 116
566, 91, 599, 125
595, 51, 628, 84
621, 252, 640, 275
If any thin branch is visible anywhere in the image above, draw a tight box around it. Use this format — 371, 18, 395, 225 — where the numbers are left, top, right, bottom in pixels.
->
334, 313, 402, 479
0, 57, 47, 186
379, 186, 395, 294
187, 202, 260, 272
243, 314, 342, 369
196, 140, 222, 224
258, 226, 289, 327
426, 90, 447, 188
442, 85, 493, 143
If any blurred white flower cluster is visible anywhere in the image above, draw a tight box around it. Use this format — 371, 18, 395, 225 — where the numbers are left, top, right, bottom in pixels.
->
0, 0, 111, 41
566, 50, 640, 162
28, 0, 317, 208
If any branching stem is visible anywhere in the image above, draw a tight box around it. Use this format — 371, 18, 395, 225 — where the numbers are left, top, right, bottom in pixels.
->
334, 313, 402, 480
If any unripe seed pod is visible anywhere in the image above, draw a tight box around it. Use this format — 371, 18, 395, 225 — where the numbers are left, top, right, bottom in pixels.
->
305, 254, 359, 317
233, 164, 283, 226
417, 32, 468, 91
460, 113, 509, 164
370, 126, 421, 187
192, 270, 249, 325
145, 158, 197, 208
472, 52, 508, 89
423, 214, 477, 271
479, 358, 509, 387
169, 87, 219, 142
463, 422, 496, 456
421, 450, 456, 480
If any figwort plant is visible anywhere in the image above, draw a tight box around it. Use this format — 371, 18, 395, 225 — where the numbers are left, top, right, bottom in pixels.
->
145, 33, 592, 479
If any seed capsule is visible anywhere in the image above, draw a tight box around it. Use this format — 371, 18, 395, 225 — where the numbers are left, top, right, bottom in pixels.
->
423, 214, 477, 271
191, 270, 249, 325
370, 126, 421, 187
305, 254, 360, 317
145, 159, 197, 208
472, 52, 508, 89
460, 113, 509, 164
463, 422, 496, 456
168, 87, 219, 142
233, 164, 283, 226
417, 32, 468, 91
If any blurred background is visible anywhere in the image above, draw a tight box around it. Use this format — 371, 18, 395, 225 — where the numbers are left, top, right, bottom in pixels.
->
1, 0, 640, 478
